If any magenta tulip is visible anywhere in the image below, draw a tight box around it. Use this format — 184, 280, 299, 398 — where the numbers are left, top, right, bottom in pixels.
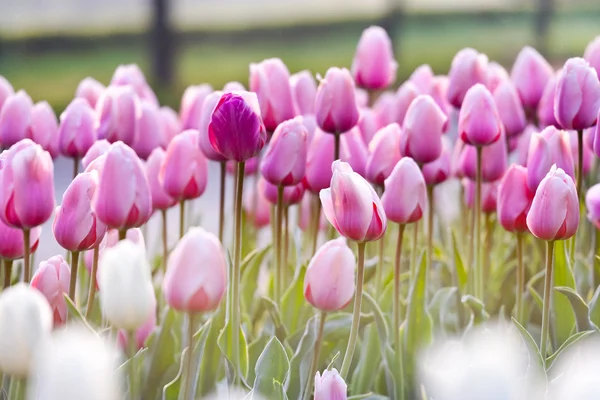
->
81, 139, 111, 170
497, 164, 534, 233
290, 71, 317, 116
110, 64, 158, 106
75, 77, 105, 108
0, 90, 33, 148
340, 128, 368, 177
422, 137, 452, 186
145, 148, 176, 211
409, 64, 434, 94
304, 128, 334, 194
179, 84, 213, 130
493, 80, 526, 137
447, 48, 488, 108
537, 73, 559, 128
95, 85, 140, 146
0, 76, 14, 111
401, 94, 447, 164
31, 256, 70, 326
351, 26, 397, 90
486, 61, 509, 93
381, 157, 427, 224
264, 179, 305, 206
584, 36, 600, 79
458, 84, 502, 146
0, 222, 40, 260
250, 58, 295, 131
463, 178, 499, 214
526, 127, 575, 191
260, 117, 308, 186
586, 183, 600, 229
315, 67, 360, 134
394, 81, 420, 126
58, 98, 97, 159
314, 369, 347, 400
510, 46, 553, 109
131, 101, 166, 160
365, 123, 401, 186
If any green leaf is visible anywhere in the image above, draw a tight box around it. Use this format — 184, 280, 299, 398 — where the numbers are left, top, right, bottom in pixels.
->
217, 320, 249, 385
253, 337, 290, 400
280, 265, 311, 334
323, 313, 375, 344
451, 232, 468, 292
178, 320, 211, 400
285, 315, 317, 400
428, 287, 458, 334
552, 240, 577, 347
511, 318, 544, 370
555, 287, 597, 332
260, 297, 288, 343
588, 285, 600, 328
247, 335, 271, 384
63, 294, 95, 333
350, 324, 382, 395
241, 245, 271, 316
162, 347, 188, 400
461, 295, 489, 329
546, 330, 595, 371
197, 304, 226, 396
363, 292, 389, 344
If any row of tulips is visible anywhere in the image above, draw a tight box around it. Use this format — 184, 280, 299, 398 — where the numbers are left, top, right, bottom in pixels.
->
1, 25, 600, 399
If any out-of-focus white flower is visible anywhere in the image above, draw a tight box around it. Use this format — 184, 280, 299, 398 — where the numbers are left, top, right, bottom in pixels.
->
548, 336, 600, 399
0, 283, 53, 377
419, 321, 543, 400
203, 386, 261, 399
27, 325, 122, 400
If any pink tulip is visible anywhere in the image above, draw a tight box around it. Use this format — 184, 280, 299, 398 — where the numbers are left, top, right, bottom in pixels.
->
430, 76, 451, 118
394, 81, 420, 126
401, 94, 447, 164
584, 36, 600, 79
422, 137, 452, 186
302, 114, 317, 143
340, 128, 368, 177
355, 88, 369, 108
110, 64, 158, 106
351, 26, 397, 90
31, 255, 70, 326
365, 123, 401, 186
223, 81, 245, 92
457, 130, 507, 182
537, 73, 559, 128
160, 129, 208, 201
179, 84, 213, 130
314, 369, 347, 400
145, 148, 176, 211
0, 76, 14, 112
586, 183, 600, 229
264, 179, 305, 206
0, 90, 33, 148
486, 61, 509, 93
409, 64, 435, 94
372, 92, 396, 127
447, 48, 488, 108
53, 171, 107, 252
458, 84, 502, 146
569, 129, 594, 177
81, 139, 111, 170
554, 57, 600, 130
131, 101, 166, 160
526, 127, 574, 191
510, 46, 554, 109
450, 139, 466, 178
0, 139, 54, 229
493, 80, 526, 137
58, 98, 97, 159
497, 164, 534, 233
304, 128, 334, 194
315, 67, 360, 134
0, 222, 40, 260
591, 111, 600, 158
250, 58, 295, 131
197, 91, 227, 162
526, 165, 579, 241
159, 106, 181, 144
118, 290, 156, 350
321, 161, 386, 242
290, 71, 317, 115
163, 227, 227, 312
299, 194, 327, 232
516, 125, 537, 166
304, 237, 355, 311
28, 101, 59, 159
92, 142, 152, 230
75, 77, 105, 108
357, 108, 380, 145
463, 178, 499, 214
209, 91, 267, 162
95, 85, 140, 145
260, 117, 308, 186
243, 178, 270, 229
381, 157, 427, 224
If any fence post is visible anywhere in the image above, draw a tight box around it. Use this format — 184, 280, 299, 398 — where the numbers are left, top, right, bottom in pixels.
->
150, 0, 175, 89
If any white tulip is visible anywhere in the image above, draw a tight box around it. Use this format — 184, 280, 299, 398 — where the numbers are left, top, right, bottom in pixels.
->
98, 239, 155, 331
548, 336, 600, 399
0, 283, 52, 377
27, 325, 123, 400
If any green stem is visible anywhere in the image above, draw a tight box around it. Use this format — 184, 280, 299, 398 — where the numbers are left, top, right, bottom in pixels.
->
73, 157, 79, 181
393, 224, 406, 400
69, 251, 80, 301
128, 330, 137, 400
85, 246, 99, 319
275, 185, 284, 302
540, 240, 555, 366
3, 259, 13, 288
340, 242, 366, 379
7, 377, 19, 400
118, 229, 127, 241
22, 229, 31, 283
182, 313, 196, 400
410, 221, 419, 283
231, 161, 245, 382
466, 205, 475, 294
311, 195, 321, 256
594, 228, 600, 289
218, 161, 226, 243
571, 130, 584, 265
283, 205, 289, 290
161, 209, 168, 273
375, 233, 385, 293
426, 185, 434, 300
302, 311, 327, 400
179, 200, 186, 239
474, 146, 483, 299
515, 232, 525, 324
334, 132, 340, 162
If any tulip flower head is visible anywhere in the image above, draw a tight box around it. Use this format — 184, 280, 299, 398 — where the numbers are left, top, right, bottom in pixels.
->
0, 90, 33, 148
458, 84, 503, 147
263, 179, 305, 206
486, 61, 509, 93
31, 255, 71, 326
422, 137, 452, 186
586, 183, 600, 229
315, 67, 360, 134
131, 101, 167, 160
75, 77, 105, 108
28, 101, 59, 159
526, 127, 574, 191
314, 368, 347, 400
290, 70, 317, 115
198, 90, 227, 162
537, 73, 559, 128
340, 127, 368, 177
351, 26, 398, 90
95, 85, 140, 146
401, 94, 447, 164
159, 106, 181, 144
458, 129, 507, 183
81, 139, 111, 170
0, 221, 40, 260
58, 98, 97, 159
304, 127, 334, 194
394, 81, 420, 126
493, 80, 526, 137
118, 289, 156, 351
447, 48, 488, 108
510, 46, 554, 109
463, 179, 499, 214
409, 64, 435, 94
0, 75, 14, 111
110, 64, 158, 106
584, 36, 600, 78
357, 108, 380, 145
179, 84, 213, 130
243, 178, 271, 228
382, 157, 428, 224
497, 164, 534, 233
145, 148, 177, 211
365, 123, 402, 186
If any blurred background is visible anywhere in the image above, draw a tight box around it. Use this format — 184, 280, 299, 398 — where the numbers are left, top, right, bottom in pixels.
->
2, 0, 600, 112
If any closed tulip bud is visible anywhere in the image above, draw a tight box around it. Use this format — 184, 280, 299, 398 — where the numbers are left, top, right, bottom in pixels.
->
357, 108, 380, 145
0, 283, 52, 377
493, 80, 526, 137
351, 26, 397, 90
315, 67, 360, 134
180, 84, 213, 130
58, 98, 97, 159
401, 94, 447, 164
586, 184, 600, 229
84, 228, 145, 280
304, 128, 334, 194
209, 91, 267, 162
145, 148, 176, 210
526, 165, 579, 240
290, 70, 317, 115
0, 139, 55, 229
422, 137, 452, 186
526, 127, 575, 191
95, 85, 140, 145
163, 227, 227, 313
92, 142, 152, 230
29, 101, 59, 158
459, 84, 503, 146
118, 290, 156, 350
0, 90, 33, 148
264, 179, 305, 206
304, 237, 355, 311
395, 81, 420, 126
302, 114, 317, 143
98, 239, 154, 330
0, 76, 14, 111
321, 160, 387, 242
497, 165, 534, 233
197, 91, 227, 161
159, 106, 181, 144
373, 91, 397, 126
110, 64, 158, 106
463, 178, 499, 214
340, 128, 368, 177
314, 369, 347, 400
160, 129, 208, 201
569, 129, 594, 177
409, 64, 435, 94
365, 123, 402, 186
223, 81, 245, 92
260, 117, 308, 186
516, 125, 537, 166
537, 73, 559, 128
447, 48, 489, 108
75, 77, 105, 108
584, 36, 600, 79
81, 139, 111, 170
250, 58, 295, 131
486, 61, 509, 93
554, 57, 600, 130
53, 171, 107, 251
430, 75, 451, 118
132, 101, 166, 160
27, 326, 123, 400
31, 256, 70, 326
382, 157, 427, 224
243, 178, 270, 228
458, 131, 507, 182
511, 46, 554, 109
0, 222, 40, 260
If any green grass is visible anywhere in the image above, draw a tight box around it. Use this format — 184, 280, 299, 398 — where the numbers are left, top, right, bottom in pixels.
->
1, 11, 599, 111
